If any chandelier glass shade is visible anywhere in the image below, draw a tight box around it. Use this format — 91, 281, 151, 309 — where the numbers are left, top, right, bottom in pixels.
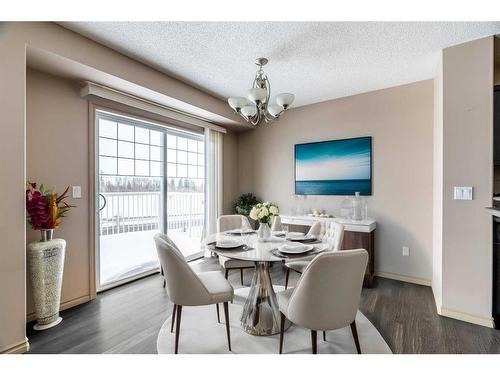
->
228, 58, 295, 125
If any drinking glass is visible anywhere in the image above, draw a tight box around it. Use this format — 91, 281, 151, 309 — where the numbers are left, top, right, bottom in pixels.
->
242, 232, 252, 249
282, 225, 289, 239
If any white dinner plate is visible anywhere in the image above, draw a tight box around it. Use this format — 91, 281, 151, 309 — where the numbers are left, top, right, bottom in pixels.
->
287, 232, 305, 238
279, 244, 314, 254
215, 240, 242, 249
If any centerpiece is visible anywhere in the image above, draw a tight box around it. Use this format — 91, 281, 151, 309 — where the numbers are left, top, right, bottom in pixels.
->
25, 181, 74, 330
249, 202, 279, 240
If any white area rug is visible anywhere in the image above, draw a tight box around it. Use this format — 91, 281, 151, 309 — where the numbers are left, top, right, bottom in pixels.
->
157, 287, 392, 354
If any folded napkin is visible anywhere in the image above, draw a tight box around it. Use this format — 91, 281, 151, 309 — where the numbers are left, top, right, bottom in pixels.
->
279, 242, 308, 252
287, 232, 306, 239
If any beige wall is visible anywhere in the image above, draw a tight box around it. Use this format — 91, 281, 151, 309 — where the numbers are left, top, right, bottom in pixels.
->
495, 36, 500, 85
26, 69, 91, 317
0, 22, 239, 353
25, 69, 241, 318
223, 131, 239, 214
432, 52, 444, 310
436, 37, 494, 326
238, 80, 434, 282
0, 24, 27, 354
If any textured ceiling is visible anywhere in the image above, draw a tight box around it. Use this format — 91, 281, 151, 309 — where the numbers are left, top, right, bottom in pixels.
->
60, 22, 500, 108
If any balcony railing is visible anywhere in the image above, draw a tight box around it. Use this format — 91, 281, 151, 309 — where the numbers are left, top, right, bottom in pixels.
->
99, 191, 205, 237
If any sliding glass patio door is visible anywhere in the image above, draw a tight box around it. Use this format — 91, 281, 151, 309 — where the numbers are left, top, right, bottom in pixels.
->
95, 109, 205, 291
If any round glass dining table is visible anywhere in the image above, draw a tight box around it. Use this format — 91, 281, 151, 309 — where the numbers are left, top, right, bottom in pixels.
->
204, 232, 324, 336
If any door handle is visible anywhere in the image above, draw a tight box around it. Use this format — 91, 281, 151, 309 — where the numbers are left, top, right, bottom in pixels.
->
98, 193, 107, 211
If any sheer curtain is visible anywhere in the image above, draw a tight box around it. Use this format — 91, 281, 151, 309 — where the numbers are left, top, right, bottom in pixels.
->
204, 128, 223, 238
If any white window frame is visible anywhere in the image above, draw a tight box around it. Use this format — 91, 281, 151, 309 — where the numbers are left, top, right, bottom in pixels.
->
92, 106, 207, 293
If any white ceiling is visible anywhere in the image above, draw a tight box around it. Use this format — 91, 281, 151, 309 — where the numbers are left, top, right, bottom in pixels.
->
60, 22, 500, 108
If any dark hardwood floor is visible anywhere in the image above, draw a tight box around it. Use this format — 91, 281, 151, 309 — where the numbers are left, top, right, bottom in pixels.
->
27, 258, 500, 354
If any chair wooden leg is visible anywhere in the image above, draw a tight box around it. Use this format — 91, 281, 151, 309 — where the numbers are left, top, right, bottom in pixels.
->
240, 268, 244, 285
285, 268, 290, 290
224, 269, 229, 279
216, 303, 220, 323
174, 305, 182, 354
323, 331, 326, 341
350, 321, 361, 354
311, 330, 317, 354
161, 266, 166, 288
279, 313, 286, 354
223, 302, 231, 351
170, 304, 176, 333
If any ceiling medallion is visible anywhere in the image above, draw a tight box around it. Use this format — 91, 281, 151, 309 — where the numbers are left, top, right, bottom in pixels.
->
228, 57, 295, 126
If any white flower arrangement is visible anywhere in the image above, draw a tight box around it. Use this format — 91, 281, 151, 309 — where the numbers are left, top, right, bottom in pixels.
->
249, 202, 279, 224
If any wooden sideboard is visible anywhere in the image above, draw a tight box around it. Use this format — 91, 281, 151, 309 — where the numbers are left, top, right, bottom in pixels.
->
280, 215, 376, 288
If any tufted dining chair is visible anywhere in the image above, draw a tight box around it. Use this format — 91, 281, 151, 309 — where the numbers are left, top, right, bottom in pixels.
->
217, 215, 255, 285
277, 249, 368, 354
271, 215, 282, 231
218, 214, 253, 232
154, 233, 234, 354
306, 221, 322, 237
284, 222, 344, 290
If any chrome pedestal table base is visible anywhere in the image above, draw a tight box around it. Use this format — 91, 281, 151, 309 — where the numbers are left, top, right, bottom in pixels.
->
208, 232, 301, 336
241, 261, 290, 336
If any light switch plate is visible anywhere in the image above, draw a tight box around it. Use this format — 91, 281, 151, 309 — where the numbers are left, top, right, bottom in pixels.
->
454, 186, 473, 200
402, 246, 410, 257
72, 186, 82, 199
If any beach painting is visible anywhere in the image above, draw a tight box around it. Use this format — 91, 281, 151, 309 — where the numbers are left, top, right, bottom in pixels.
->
295, 136, 372, 195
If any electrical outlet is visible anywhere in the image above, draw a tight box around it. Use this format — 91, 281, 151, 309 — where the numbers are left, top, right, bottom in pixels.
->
72, 186, 82, 199
402, 246, 410, 257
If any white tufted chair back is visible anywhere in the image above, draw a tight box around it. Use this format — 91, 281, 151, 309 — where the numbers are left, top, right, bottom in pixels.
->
271, 215, 282, 231
217, 215, 252, 232
319, 222, 345, 252
306, 222, 321, 237
306, 221, 344, 251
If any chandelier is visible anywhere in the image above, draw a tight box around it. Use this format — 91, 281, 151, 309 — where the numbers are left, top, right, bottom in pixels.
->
227, 57, 295, 126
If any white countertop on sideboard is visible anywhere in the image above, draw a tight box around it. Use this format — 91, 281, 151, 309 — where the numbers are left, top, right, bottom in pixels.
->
485, 207, 500, 218
280, 215, 376, 233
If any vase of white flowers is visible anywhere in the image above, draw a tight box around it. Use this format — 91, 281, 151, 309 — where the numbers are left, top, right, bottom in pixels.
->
249, 202, 279, 241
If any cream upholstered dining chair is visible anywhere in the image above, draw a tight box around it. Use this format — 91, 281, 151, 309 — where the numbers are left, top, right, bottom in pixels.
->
284, 221, 345, 289
154, 233, 234, 354
271, 215, 282, 231
306, 221, 322, 237
277, 249, 368, 354
218, 215, 255, 284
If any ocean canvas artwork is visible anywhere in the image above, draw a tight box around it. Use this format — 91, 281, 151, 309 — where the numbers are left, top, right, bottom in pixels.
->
295, 137, 372, 195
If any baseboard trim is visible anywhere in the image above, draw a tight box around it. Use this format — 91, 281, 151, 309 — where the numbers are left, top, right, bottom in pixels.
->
374, 271, 431, 286
439, 306, 495, 328
27, 294, 92, 322
1, 338, 29, 354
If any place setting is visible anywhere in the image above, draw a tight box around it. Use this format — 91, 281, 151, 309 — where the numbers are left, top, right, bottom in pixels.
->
285, 231, 319, 243
271, 241, 325, 259
205, 237, 253, 251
